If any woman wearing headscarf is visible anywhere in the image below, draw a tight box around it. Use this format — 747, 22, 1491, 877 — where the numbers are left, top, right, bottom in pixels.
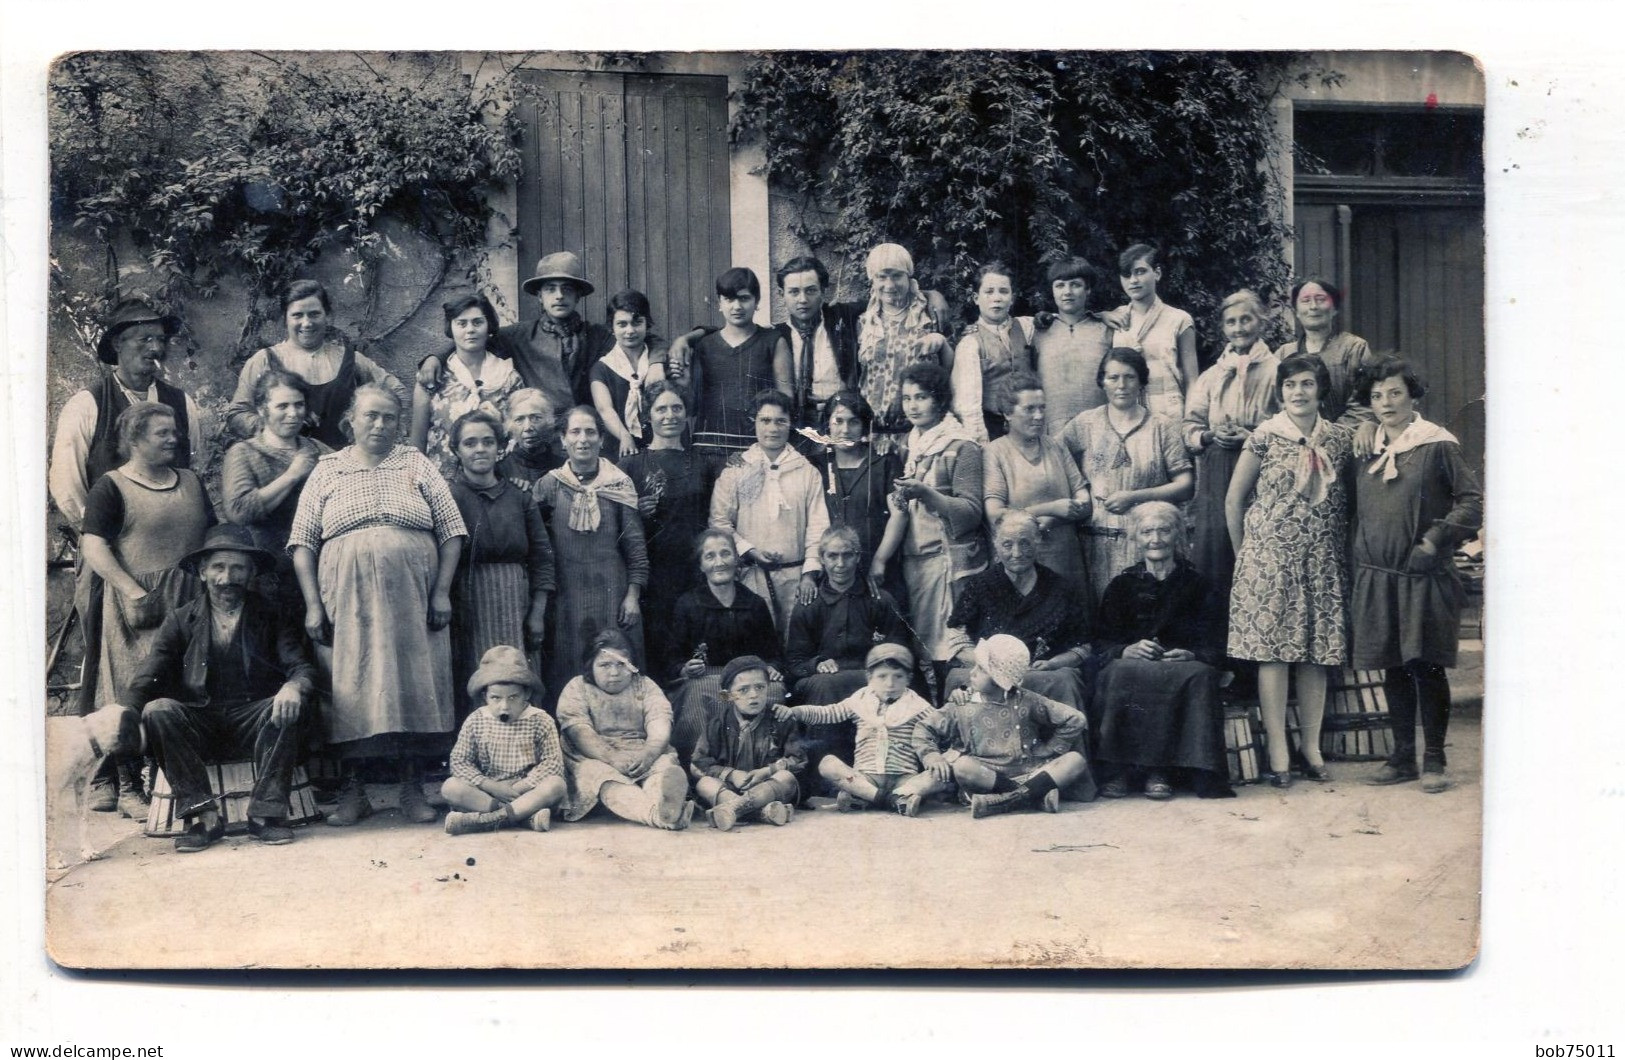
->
854, 243, 949, 455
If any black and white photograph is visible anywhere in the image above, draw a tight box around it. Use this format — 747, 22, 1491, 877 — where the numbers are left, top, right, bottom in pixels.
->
2, 3, 1618, 1049
33, 46, 1489, 971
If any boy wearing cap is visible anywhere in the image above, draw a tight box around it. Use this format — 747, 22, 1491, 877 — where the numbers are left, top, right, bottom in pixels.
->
914, 634, 1094, 818
773, 643, 939, 816
690, 655, 805, 831
441, 645, 566, 835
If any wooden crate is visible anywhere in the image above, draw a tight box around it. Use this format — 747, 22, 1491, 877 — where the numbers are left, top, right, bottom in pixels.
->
146, 762, 323, 836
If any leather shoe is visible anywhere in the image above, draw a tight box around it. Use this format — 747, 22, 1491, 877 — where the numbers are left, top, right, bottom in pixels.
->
174, 814, 225, 854
1143, 773, 1173, 800
1364, 763, 1419, 786
247, 816, 295, 845
1099, 777, 1130, 799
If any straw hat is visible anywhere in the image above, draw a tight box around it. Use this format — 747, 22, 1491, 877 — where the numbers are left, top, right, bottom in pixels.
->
466, 645, 545, 700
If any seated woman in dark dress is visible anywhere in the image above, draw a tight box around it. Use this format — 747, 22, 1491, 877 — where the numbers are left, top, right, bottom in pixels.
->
941, 509, 1091, 713
1091, 501, 1232, 800
666, 528, 785, 765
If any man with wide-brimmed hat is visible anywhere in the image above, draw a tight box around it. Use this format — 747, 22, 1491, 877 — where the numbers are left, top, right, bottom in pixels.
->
49, 299, 214, 807
419, 252, 612, 415
127, 525, 318, 852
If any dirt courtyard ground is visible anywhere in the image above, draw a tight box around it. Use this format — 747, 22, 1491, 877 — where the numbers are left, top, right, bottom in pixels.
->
42, 648, 1483, 972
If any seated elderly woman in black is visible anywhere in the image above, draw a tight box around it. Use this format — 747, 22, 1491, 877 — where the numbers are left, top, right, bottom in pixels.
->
785, 526, 910, 704
1090, 500, 1231, 800
666, 528, 785, 765
941, 509, 1092, 713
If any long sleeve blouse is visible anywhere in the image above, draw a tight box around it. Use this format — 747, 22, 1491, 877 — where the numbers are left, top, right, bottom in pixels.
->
1093, 560, 1226, 666
943, 564, 1092, 662
449, 477, 556, 595
668, 585, 782, 681
784, 582, 908, 680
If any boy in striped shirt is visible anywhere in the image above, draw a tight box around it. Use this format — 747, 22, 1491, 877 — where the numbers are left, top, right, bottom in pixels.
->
773, 643, 939, 817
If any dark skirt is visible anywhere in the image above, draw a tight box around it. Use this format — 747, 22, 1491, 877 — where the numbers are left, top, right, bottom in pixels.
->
1092, 658, 1233, 796
1188, 444, 1241, 600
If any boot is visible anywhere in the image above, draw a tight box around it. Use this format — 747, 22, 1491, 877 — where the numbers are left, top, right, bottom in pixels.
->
116, 757, 150, 820
970, 788, 1031, 819
325, 774, 373, 827
445, 809, 508, 836
89, 757, 117, 813
759, 801, 794, 826
397, 779, 438, 824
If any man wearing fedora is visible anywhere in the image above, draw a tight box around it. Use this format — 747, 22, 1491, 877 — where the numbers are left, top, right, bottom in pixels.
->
128, 525, 317, 852
419, 252, 611, 415
49, 299, 213, 809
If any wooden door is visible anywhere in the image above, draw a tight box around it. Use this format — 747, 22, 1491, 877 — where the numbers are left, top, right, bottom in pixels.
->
1293, 204, 1485, 472
515, 70, 732, 340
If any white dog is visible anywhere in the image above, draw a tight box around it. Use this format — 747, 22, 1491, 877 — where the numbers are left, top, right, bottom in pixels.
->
48, 703, 145, 871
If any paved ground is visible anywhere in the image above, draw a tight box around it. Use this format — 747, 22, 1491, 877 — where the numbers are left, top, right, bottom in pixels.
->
43, 648, 1483, 971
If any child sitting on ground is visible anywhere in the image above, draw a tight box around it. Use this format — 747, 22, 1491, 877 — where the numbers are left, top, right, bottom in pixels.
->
773, 643, 939, 817
690, 654, 806, 831
913, 634, 1093, 818
441, 646, 567, 835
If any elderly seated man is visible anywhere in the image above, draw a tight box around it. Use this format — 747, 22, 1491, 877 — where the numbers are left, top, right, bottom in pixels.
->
128, 525, 316, 852
940, 509, 1093, 713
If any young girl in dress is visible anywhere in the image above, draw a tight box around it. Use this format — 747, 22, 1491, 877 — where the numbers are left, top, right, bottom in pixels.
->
683, 268, 793, 454
1105, 243, 1200, 424
949, 261, 1035, 443
1224, 354, 1355, 788
589, 290, 668, 459
410, 294, 523, 479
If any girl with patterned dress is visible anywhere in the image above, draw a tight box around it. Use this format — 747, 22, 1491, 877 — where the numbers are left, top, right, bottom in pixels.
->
1225, 355, 1355, 788
1103, 243, 1200, 424
410, 294, 524, 480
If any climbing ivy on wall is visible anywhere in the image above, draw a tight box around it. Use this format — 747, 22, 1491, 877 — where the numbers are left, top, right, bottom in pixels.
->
733, 50, 1341, 352
49, 51, 526, 357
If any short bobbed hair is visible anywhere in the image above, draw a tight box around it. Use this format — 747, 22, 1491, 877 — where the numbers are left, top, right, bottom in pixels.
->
898, 361, 952, 413
1354, 356, 1428, 405
1097, 348, 1150, 389
442, 294, 499, 338
1275, 354, 1333, 401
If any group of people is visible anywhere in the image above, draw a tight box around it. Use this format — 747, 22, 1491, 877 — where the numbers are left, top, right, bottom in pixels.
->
48, 237, 1483, 853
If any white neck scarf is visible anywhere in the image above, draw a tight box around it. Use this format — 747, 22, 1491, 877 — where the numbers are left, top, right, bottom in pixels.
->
1369, 414, 1456, 481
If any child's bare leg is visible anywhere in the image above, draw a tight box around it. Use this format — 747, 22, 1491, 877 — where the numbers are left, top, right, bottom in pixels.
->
441, 777, 501, 812
1038, 752, 1088, 791
950, 756, 1000, 794
889, 770, 947, 817
820, 756, 881, 806
709, 772, 798, 830
693, 776, 728, 808
507, 776, 566, 823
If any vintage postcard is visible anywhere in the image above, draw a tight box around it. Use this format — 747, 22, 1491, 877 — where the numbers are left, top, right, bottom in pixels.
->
38, 48, 1484, 972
